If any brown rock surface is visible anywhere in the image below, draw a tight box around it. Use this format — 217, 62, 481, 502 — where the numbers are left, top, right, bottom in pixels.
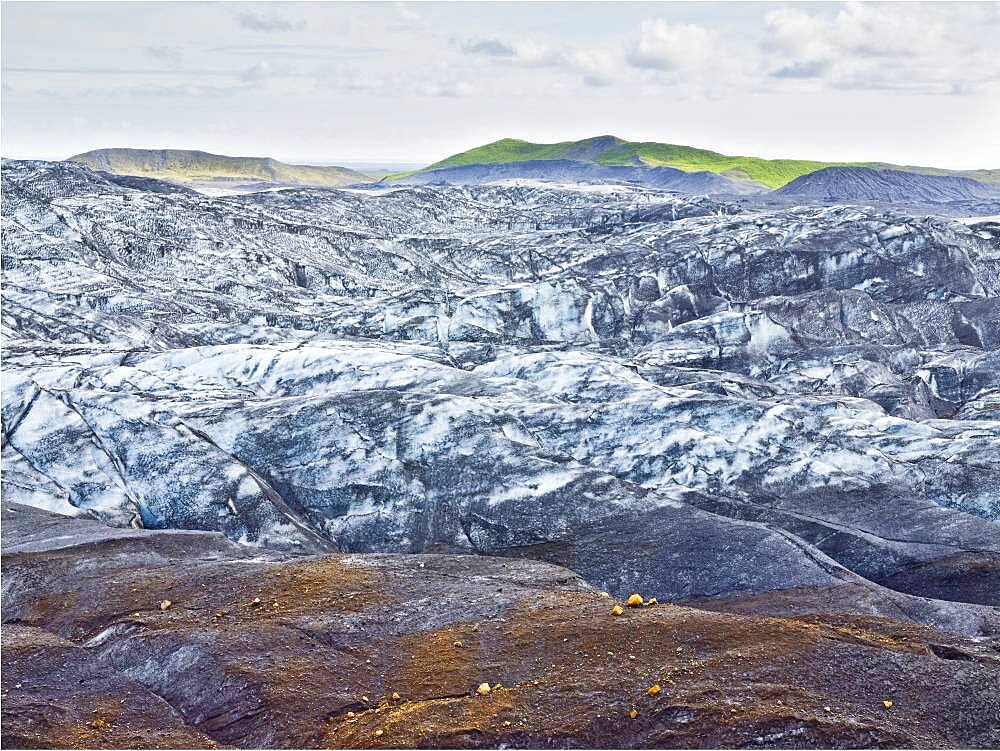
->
3, 503, 999, 749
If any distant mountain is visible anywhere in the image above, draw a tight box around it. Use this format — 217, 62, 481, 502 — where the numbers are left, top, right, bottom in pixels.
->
68, 148, 372, 188
400, 135, 999, 190
778, 166, 1000, 203
393, 158, 764, 194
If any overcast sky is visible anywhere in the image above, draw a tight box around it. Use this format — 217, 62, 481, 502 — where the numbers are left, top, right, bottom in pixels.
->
2, 1, 999, 168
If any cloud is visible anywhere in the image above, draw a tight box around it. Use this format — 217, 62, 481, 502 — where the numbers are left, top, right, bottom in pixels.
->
393, 2, 420, 23
458, 34, 623, 87
762, 3, 1000, 94
236, 10, 306, 32
626, 20, 715, 72
462, 38, 516, 57
241, 61, 272, 83
144, 46, 182, 66
315, 62, 474, 99
418, 80, 476, 98
770, 60, 829, 79
566, 49, 620, 88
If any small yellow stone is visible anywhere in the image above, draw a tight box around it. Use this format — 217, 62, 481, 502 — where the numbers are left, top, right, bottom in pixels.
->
159, 599, 172, 611
599, 591, 611, 598
347, 711, 355, 719
453, 640, 463, 648
629, 708, 638, 719
883, 700, 893, 709
374, 729, 384, 737
647, 684, 662, 696
362, 695, 370, 703
476, 682, 491, 696
391, 692, 400, 701
627, 594, 644, 607
645, 597, 658, 607
611, 604, 624, 616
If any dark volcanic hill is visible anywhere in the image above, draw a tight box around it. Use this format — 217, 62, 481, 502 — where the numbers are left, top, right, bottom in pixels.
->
393, 158, 764, 194
778, 166, 1000, 203
69, 147, 372, 188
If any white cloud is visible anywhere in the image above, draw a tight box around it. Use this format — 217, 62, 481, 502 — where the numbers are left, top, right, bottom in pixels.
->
241, 61, 273, 83
144, 46, 183, 67
236, 10, 306, 33
393, 2, 420, 24
626, 20, 715, 72
762, 3, 1000, 94
462, 38, 516, 57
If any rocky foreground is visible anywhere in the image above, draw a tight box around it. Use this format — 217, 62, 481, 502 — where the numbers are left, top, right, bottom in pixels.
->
2, 159, 1000, 747
4, 504, 1000, 749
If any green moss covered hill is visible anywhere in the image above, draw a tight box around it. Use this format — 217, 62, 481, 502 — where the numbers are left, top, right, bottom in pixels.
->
69, 148, 371, 187
400, 135, 998, 189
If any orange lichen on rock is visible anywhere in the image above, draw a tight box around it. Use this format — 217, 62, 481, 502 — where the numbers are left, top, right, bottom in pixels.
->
627, 594, 644, 607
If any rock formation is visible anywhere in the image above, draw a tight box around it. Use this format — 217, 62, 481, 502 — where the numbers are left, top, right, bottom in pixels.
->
2, 158, 999, 748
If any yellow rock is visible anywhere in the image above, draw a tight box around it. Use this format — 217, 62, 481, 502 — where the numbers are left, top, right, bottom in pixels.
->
476, 682, 491, 696
883, 700, 893, 709
599, 591, 611, 598
159, 600, 172, 611
374, 729, 384, 737
629, 708, 638, 719
453, 640, 463, 648
347, 711, 356, 719
645, 597, 658, 607
627, 594, 644, 607
647, 684, 662, 696
362, 695, 370, 703
611, 604, 624, 616
391, 692, 401, 701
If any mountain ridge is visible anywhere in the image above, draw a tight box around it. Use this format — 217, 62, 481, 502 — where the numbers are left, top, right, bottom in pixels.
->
68, 147, 372, 188
392, 158, 766, 194
400, 135, 1000, 189
778, 166, 1000, 203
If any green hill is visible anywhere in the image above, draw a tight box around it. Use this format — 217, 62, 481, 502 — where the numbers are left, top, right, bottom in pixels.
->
69, 148, 372, 187
403, 136, 998, 189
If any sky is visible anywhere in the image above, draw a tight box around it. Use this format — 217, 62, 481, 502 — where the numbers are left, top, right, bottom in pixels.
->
2, 1, 999, 169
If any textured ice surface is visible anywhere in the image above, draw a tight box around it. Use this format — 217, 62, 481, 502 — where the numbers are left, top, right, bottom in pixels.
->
3, 159, 999, 616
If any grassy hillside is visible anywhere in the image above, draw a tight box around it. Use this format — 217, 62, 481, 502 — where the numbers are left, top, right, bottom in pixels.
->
69, 148, 372, 187
408, 136, 998, 189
